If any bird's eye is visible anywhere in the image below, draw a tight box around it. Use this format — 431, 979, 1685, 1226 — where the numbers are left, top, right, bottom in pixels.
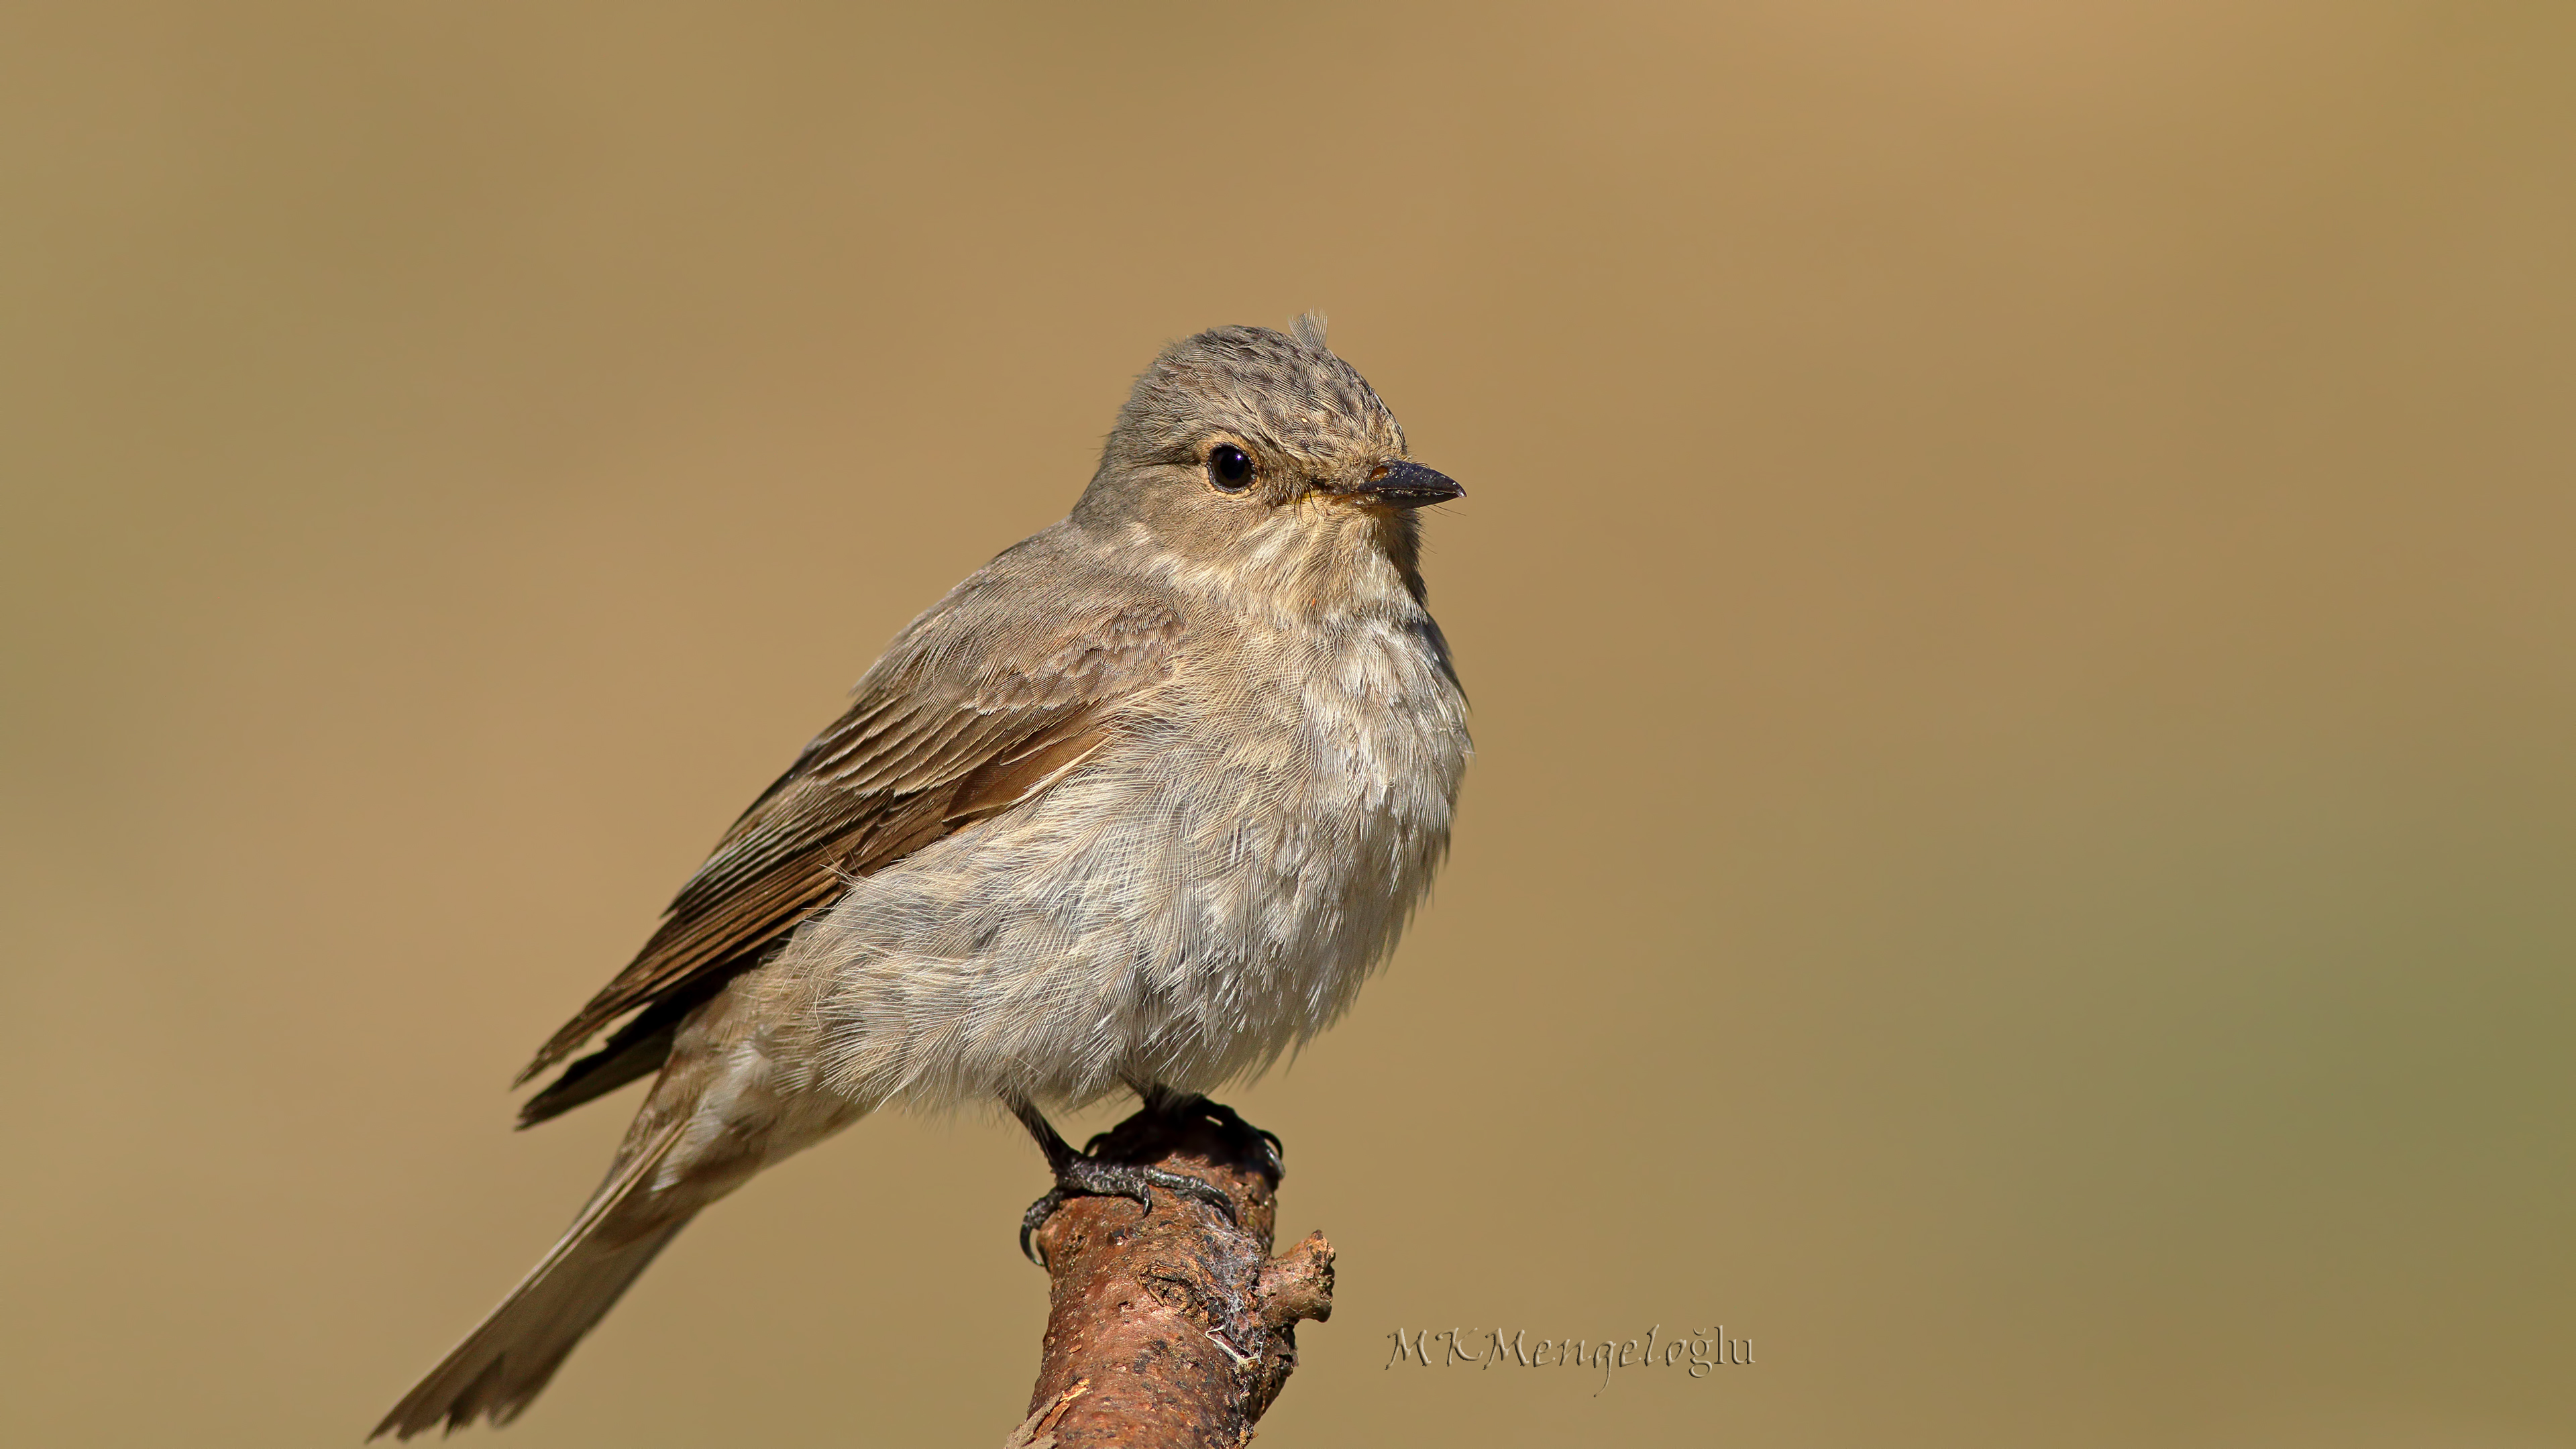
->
1208, 444, 1254, 492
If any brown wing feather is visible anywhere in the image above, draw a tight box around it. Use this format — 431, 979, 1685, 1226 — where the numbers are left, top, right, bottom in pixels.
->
515, 580, 1181, 1089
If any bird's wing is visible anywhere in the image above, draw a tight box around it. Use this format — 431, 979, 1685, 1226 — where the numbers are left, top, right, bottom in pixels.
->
516, 568, 1183, 1086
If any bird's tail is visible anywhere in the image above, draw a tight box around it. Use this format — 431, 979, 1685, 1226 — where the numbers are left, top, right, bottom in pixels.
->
374, 1126, 691, 1439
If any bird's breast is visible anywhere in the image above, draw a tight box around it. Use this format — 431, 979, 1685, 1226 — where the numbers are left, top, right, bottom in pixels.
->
804, 600, 1467, 1110
1144, 604, 1469, 1000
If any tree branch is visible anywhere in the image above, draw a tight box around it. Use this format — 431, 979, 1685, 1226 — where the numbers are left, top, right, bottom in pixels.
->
1008, 1108, 1334, 1447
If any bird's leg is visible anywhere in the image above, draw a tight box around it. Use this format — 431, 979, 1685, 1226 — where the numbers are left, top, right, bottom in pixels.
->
1011, 1095, 1238, 1267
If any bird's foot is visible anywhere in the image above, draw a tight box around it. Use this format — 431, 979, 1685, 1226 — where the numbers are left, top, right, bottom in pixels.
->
1111, 1089, 1284, 1179
1018, 1155, 1238, 1266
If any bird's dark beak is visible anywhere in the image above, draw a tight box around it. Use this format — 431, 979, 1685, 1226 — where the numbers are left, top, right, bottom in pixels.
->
1353, 460, 1465, 508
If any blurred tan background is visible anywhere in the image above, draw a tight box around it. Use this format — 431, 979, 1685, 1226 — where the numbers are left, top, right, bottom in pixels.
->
5, 2, 2573, 1445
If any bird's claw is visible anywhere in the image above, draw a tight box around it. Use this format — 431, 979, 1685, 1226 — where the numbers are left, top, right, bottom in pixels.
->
1148, 1093, 1285, 1177
1019, 1190, 1066, 1265
1018, 1157, 1239, 1267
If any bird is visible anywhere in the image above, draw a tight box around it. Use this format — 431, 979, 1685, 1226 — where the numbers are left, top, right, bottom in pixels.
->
374, 315, 1471, 1436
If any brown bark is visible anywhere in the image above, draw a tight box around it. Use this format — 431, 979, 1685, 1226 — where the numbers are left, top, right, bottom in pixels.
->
1006, 1110, 1334, 1448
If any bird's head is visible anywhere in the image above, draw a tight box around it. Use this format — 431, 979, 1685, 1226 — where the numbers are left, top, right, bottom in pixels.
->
1074, 317, 1461, 599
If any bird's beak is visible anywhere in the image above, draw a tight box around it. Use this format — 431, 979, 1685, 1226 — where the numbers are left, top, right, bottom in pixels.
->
1350, 460, 1465, 508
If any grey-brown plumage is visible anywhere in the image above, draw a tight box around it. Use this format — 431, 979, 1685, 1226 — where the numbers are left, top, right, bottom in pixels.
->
376, 317, 1470, 1437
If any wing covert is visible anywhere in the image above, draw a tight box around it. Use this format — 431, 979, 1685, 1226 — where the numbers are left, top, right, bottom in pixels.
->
516, 578, 1181, 1089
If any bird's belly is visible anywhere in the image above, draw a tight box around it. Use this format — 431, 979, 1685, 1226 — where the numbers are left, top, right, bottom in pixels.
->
795, 619, 1468, 1113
